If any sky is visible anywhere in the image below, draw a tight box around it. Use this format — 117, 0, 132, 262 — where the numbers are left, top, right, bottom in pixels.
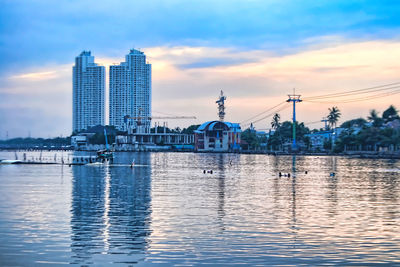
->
1, 0, 400, 138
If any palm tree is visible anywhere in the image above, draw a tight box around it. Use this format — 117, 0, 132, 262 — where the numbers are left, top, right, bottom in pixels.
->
367, 109, 379, 122
271, 113, 281, 130
327, 106, 341, 151
367, 109, 383, 127
327, 106, 341, 129
382, 105, 399, 122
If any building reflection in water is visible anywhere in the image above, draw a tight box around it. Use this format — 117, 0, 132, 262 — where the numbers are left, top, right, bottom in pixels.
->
70, 153, 152, 265
216, 153, 226, 231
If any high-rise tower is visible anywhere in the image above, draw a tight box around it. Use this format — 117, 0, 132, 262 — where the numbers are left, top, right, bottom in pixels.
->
109, 49, 151, 132
72, 51, 105, 132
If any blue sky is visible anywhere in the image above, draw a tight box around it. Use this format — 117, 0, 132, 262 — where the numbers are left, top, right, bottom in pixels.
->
1, 0, 400, 137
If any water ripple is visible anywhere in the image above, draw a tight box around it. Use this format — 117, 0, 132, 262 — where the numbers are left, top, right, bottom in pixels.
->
0, 152, 399, 265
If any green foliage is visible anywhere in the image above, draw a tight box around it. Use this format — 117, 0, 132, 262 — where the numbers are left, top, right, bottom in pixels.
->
182, 124, 201, 134
267, 121, 310, 150
340, 118, 367, 129
149, 124, 200, 134
271, 113, 281, 130
241, 129, 260, 150
88, 133, 115, 145
367, 109, 383, 127
334, 104, 400, 152
74, 125, 121, 135
382, 105, 399, 122
0, 137, 71, 147
327, 106, 341, 128
335, 126, 400, 152
323, 138, 332, 150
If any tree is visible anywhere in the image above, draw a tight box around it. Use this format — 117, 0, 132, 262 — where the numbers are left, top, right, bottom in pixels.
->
340, 118, 367, 129
327, 106, 341, 129
267, 121, 310, 151
241, 129, 260, 150
368, 109, 379, 122
382, 105, 399, 122
367, 109, 383, 127
271, 113, 281, 130
181, 124, 201, 134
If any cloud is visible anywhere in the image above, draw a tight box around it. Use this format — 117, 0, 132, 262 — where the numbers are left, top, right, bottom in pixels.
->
10, 71, 57, 80
1, 0, 400, 73
145, 40, 400, 129
1, 38, 400, 137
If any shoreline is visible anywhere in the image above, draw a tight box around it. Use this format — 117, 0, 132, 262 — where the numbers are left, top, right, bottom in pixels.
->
1, 148, 399, 159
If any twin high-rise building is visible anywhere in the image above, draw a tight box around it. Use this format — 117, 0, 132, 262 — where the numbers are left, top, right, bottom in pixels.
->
109, 49, 152, 131
72, 49, 151, 133
72, 51, 105, 132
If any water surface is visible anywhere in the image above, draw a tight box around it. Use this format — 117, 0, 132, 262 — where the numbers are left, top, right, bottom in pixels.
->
0, 151, 399, 266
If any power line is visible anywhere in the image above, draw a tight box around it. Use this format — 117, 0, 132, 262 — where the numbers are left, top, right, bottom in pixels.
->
304, 85, 400, 100
253, 104, 291, 124
241, 101, 287, 124
304, 120, 323, 125
303, 82, 400, 100
304, 88, 400, 104
243, 103, 291, 127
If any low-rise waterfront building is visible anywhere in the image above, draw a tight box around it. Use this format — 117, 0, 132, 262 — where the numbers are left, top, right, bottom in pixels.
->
194, 121, 241, 152
71, 135, 89, 149
385, 119, 400, 130
115, 132, 194, 151
306, 128, 345, 151
306, 130, 332, 150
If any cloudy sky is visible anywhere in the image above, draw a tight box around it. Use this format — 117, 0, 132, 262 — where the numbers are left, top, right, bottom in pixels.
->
1, 0, 400, 138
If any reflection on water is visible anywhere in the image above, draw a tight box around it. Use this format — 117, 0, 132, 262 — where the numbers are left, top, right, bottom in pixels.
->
70, 152, 152, 265
0, 151, 399, 265
217, 154, 226, 231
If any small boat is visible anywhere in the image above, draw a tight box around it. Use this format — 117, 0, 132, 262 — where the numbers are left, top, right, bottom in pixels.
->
96, 128, 114, 162
0, 159, 22, 164
96, 149, 114, 161
69, 129, 114, 167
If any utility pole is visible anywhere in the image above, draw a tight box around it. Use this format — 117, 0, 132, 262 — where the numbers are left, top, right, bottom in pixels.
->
287, 89, 302, 151
321, 118, 329, 131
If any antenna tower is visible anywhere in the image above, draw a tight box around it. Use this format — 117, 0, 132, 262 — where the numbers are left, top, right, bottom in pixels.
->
216, 90, 226, 121
321, 117, 329, 130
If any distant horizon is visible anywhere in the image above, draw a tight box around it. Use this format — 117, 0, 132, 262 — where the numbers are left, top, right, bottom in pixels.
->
1, 1, 400, 138
0, 101, 398, 140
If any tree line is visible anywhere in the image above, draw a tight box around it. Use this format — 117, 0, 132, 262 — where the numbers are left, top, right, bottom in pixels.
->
241, 104, 400, 152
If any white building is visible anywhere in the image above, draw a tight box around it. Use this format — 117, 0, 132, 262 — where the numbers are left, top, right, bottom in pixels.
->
72, 51, 105, 132
109, 49, 152, 132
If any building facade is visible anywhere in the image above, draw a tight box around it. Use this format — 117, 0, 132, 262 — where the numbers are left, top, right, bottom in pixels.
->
109, 49, 152, 132
72, 51, 105, 132
194, 121, 241, 152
